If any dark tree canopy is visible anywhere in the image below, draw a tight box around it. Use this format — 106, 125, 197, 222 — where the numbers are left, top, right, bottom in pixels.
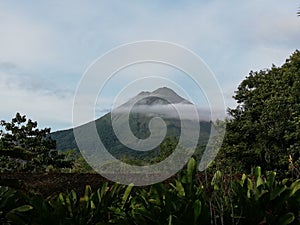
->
217, 50, 300, 175
0, 113, 73, 172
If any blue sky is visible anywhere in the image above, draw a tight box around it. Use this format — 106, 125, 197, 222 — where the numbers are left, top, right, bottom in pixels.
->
0, 1, 299, 131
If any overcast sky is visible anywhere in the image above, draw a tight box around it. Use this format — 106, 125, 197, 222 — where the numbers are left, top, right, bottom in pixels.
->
0, 1, 299, 131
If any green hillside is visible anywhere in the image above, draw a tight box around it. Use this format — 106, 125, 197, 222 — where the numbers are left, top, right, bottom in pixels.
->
51, 87, 212, 163
51, 110, 211, 162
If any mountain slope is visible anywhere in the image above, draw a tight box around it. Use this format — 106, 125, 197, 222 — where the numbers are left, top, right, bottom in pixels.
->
51, 87, 211, 161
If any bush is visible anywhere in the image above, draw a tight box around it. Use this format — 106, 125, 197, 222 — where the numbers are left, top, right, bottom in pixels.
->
1, 158, 300, 224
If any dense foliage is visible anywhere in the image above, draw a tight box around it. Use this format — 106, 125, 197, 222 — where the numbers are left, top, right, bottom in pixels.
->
217, 50, 300, 176
0, 113, 73, 172
1, 158, 300, 225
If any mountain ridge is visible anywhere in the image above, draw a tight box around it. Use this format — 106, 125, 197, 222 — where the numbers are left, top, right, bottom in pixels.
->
119, 87, 191, 108
51, 87, 211, 162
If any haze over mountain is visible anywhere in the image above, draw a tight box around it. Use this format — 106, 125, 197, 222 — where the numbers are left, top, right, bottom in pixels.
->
123, 87, 192, 106
51, 87, 211, 162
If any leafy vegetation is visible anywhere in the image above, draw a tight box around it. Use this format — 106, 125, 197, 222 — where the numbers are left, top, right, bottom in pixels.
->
0, 113, 73, 172
1, 158, 300, 225
217, 50, 300, 177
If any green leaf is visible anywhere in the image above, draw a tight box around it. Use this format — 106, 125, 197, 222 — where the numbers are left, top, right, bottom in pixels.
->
175, 180, 185, 197
266, 171, 276, 189
187, 157, 196, 183
65, 195, 73, 216
254, 167, 264, 188
194, 199, 202, 225
289, 180, 300, 197
121, 183, 134, 209
5, 205, 33, 225
58, 193, 65, 205
84, 185, 92, 202
97, 182, 108, 203
110, 183, 121, 198
211, 170, 222, 190
282, 178, 289, 185
168, 214, 173, 225
277, 212, 295, 225
10, 205, 33, 213
70, 190, 77, 205
240, 173, 247, 185
270, 186, 286, 200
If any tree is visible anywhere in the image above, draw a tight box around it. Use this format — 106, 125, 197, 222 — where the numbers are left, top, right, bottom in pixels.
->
68, 150, 94, 173
0, 113, 73, 172
217, 50, 300, 176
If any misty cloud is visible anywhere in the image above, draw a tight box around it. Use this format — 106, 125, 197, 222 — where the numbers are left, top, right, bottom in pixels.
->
0, 61, 18, 71
112, 103, 226, 121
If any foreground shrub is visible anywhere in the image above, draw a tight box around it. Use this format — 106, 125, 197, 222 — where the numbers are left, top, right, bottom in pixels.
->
1, 159, 300, 224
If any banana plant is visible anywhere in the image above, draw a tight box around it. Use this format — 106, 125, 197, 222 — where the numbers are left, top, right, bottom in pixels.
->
0, 186, 33, 225
129, 158, 210, 225
2, 161, 300, 225
231, 167, 300, 225
54, 183, 129, 224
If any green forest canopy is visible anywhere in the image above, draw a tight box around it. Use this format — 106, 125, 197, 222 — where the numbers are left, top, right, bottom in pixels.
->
217, 50, 300, 176
0, 113, 73, 172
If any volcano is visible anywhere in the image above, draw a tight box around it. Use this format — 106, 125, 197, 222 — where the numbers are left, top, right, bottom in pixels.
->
51, 87, 211, 162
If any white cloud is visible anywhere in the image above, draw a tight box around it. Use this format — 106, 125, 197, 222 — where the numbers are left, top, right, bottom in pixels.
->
0, 71, 73, 131
112, 103, 226, 121
0, 0, 299, 130
0, 10, 56, 69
